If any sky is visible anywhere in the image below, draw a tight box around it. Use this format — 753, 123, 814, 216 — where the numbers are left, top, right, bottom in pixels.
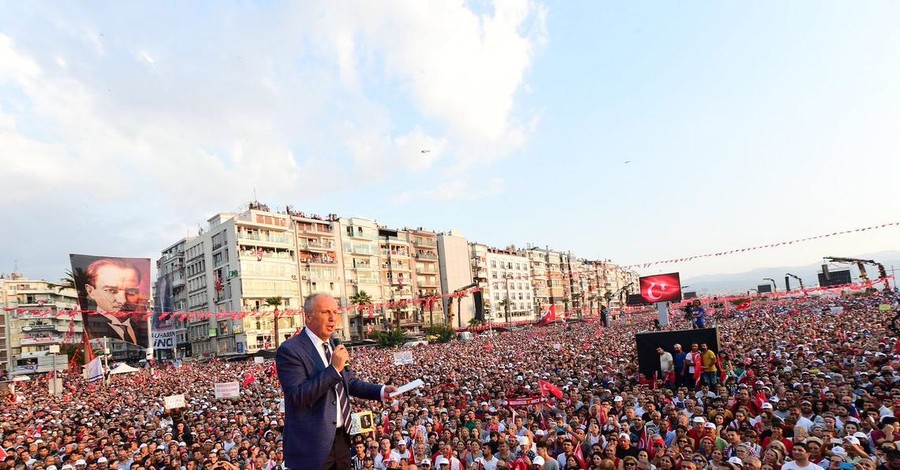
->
1, 0, 898, 284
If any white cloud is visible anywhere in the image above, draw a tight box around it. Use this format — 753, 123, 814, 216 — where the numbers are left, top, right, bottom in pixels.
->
393, 177, 505, 203
0, 2, 544, 278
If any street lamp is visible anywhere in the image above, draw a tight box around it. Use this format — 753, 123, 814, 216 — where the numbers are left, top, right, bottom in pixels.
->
763, 278, 777, 292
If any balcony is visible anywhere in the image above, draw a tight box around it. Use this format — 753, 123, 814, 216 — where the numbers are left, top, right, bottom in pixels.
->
381, 249, 411, 257
415, 267, 437, 274
237, 232, 292, 245
413, 239, 436, 247
417, 278, 439, 288
302, 255, 337, 265
416, 252, 438, 260
298, 239, 336, 251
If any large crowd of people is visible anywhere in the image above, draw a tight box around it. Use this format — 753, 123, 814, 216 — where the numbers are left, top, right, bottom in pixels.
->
3, 290, 900, 470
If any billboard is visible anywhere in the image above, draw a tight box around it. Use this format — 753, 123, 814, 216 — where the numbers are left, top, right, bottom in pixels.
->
758, 284, 773, 294
153, 273, 176, 352
70, 254, 151, 348
818, 270, 852, 287
639, 272, 682, 303
635, 327, 720, 379
626, 294, 650, 306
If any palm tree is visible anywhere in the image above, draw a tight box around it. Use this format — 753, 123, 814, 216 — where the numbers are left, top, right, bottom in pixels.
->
59, 268, 90, 310
499, 299, 511, 325
603, 291, 614, 308
265, 296, 284, 348
350, 290, 373, 339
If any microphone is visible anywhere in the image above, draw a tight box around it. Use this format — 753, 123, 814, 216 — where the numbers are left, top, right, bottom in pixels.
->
329, 332, 343, 348
330, 332, 349, 369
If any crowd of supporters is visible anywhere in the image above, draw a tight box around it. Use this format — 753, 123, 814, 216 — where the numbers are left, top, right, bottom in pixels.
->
2, 290, 899, 470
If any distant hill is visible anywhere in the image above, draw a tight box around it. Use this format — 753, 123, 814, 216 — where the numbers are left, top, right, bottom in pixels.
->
683, 250, 900, 295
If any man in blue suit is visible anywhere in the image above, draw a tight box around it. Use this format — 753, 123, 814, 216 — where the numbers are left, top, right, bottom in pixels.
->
277, 293, 397, 469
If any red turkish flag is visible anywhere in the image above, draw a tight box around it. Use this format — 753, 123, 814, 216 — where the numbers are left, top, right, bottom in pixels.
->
538, 380, 563, 399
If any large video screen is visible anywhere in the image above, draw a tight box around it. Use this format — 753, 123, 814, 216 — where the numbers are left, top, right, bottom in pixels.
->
639, 272, 682, 303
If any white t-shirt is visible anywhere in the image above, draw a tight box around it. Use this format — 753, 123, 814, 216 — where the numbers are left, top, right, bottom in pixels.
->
781, 461, 825, 470
475, 456, 499, 470
685, 352, 696, 373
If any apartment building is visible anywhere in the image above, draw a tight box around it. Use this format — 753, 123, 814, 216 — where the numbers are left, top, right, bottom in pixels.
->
437, 230, 474, 329
181, 206, 305, 359
0, 273, 81, 374
377, 227, 418, 333
408, 228, 444, 328
475, 245, 534, 324
155, 238, 191, 359
339, 217, 382, 339
526, 248, 549, 315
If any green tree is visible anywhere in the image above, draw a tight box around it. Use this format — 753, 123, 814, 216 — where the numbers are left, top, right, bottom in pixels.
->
603, 291, 614, 307
265, 296, 284, 349
350, 290, 373, 338
468, 317, 482, 327
373, 327, 408, 348
499, 299, 511, 324
426, 324, 456, 343
58, 268, 90, 308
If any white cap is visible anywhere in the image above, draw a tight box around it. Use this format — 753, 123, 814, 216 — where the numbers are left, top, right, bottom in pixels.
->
728, 457, 743, 466
614, 396, 623, 402
533, 455, 545, 465
436, 456, 450, 465
761, 403, 773, 410
96, 457, 108, 464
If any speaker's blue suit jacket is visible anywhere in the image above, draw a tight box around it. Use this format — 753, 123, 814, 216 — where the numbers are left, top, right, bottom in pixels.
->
276, 328, 382, 470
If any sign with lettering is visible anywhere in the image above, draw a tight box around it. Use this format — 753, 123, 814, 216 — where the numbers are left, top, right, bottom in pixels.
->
214, 382, 241, 399
152, 329, 176, 350
164, 394, 186, 409
393, 351, 414, 365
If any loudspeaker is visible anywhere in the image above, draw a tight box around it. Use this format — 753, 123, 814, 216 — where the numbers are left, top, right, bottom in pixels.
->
473, 291, 485, 321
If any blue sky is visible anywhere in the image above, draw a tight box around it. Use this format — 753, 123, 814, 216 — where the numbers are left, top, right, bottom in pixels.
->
0, 1, 898, 283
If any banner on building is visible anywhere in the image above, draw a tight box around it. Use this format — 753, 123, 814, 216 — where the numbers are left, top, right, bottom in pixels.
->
69, 254, 151, 348
152, 330, 176, 350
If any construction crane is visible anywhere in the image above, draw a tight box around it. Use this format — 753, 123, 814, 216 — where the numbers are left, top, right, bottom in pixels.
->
824, 256, 890, 289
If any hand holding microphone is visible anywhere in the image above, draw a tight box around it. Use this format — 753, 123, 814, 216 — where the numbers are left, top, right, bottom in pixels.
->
329, 332, 350, 372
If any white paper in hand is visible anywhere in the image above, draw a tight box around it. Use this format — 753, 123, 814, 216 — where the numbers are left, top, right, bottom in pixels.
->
389, 379, 424, 398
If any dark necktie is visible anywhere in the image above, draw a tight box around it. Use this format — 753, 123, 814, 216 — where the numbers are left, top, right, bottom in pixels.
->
323, 342, 352, 429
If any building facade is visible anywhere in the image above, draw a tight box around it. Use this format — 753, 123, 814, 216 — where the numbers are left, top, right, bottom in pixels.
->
475, 245, 534, 324
437, 230, 474, 329
0, 273, 81, 375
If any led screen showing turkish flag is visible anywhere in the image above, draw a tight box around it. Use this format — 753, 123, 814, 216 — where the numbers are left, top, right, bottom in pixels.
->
639, 272, 682, 303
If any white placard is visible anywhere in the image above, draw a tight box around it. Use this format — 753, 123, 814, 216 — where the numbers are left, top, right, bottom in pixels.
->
214, 382, 241, 399
389, 379, 424, 398
349, 411, 375, 435
152, 329, 177, 350
164, 394, 186, 410
393, 351, 414, 365
553, 343, 561, 350
254, 356, 264, 364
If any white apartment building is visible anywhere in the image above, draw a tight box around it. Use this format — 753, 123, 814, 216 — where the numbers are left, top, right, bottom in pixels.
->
479, 245, 534, 323
175, 203, 347, 357
0, 273, 81, 375
155, 238, 191, 359
339, 217, 383, 339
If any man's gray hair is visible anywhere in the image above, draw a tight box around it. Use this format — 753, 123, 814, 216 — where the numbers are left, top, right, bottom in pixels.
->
303, 293, 329, 315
